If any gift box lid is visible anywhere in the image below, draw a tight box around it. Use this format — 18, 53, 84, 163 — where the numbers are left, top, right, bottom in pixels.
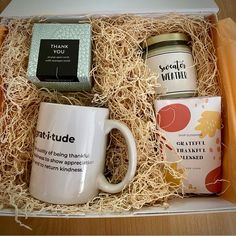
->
1, 0, 219, 18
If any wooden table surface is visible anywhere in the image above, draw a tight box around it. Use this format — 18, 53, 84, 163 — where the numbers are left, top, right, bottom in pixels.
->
0, 0, 236, 235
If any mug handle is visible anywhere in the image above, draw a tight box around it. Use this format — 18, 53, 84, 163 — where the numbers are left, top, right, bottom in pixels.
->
97, 120, 137, 193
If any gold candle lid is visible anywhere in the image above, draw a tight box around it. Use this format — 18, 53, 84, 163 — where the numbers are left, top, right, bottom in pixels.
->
145, 33, 190, 47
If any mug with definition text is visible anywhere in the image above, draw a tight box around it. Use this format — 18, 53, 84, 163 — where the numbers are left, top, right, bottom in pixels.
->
29, 102, 137, 204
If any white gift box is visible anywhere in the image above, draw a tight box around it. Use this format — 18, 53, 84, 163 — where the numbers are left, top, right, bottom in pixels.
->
1, 0, 236, 218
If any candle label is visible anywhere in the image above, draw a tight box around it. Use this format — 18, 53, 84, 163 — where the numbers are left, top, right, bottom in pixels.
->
147, 52, 197, 96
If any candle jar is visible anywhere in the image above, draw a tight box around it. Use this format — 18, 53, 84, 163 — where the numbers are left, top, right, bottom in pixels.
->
143, 33, 198, 98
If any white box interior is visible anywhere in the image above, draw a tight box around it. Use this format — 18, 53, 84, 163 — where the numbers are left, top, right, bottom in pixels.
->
1, 0, 219, 17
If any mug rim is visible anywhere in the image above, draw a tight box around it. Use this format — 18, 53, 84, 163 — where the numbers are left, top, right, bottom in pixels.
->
40, 102, 109, 112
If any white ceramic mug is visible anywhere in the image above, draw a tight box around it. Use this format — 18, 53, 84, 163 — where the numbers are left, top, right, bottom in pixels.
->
29, 102, 137, 204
